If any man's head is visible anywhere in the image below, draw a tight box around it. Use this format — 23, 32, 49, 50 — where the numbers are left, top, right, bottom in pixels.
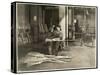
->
54, 25, 61, 31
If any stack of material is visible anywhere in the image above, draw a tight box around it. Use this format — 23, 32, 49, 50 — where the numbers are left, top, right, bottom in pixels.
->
44, 24, 48, 33
39, 24, 48, 33
38, 24, 49, 41
19, 52, 71, 67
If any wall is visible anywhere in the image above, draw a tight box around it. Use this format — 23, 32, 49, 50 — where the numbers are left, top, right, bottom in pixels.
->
16, 4, 31, 45
16, 4, 47, 50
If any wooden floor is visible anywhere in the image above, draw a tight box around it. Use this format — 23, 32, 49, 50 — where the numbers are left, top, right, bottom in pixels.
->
18, 45, 97, 72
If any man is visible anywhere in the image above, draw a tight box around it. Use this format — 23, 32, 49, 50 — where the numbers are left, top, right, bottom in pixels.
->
46, 25, 63, 55
52, 25, 63, 55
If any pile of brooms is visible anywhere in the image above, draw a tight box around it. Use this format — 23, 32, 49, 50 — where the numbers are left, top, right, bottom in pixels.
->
19, 51, 71, 67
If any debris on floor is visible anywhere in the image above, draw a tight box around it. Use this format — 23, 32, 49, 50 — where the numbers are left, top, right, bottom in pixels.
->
19, 51, 71, 67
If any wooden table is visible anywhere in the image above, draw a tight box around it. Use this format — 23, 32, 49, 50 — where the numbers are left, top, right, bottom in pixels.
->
45, 38, 65, 55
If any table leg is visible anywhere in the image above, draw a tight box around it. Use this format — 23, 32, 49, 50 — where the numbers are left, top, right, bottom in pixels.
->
48, 42, 52, 55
